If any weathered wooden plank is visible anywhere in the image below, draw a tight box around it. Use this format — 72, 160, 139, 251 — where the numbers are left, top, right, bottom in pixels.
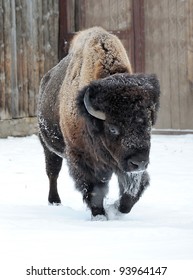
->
125, 0, 132, 28
83, 0, 93, 28
3, 0, 12, 119
132, 0, 145, 72
59, 0, 69, 59
117, 0, 132, 30
177, 0, 193, 129
177, 0, 187, 129
168, 0, 180, 129
98, 0, 110, 30
32, 0, 40, 116
159, 0, 172, 129
53, 0, 59, 63
34, 1, 40, 115
144, 0, 171, 129
42, 0, 52, 71
21, 0, 29, 116
83, 0, 110, 29
26, 0, 36, 116
187, 0, 193, 85
15, 0, 23, 117
75, 0, 85, 31
144, 0, 152, 74
47, 0, 54, 70
16, 0, 25, 117
0, 0, 6, 120
109, 0, 118, 30
66, 0, 75, 32
37, 0, 44, 79
10, 0, 19, 118
48, 0, 58, 67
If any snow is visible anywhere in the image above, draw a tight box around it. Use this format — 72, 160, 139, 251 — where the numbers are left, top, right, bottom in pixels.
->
0, 134, 193, 279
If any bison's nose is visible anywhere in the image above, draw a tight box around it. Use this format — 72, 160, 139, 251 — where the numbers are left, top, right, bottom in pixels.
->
128, 159, 149, 172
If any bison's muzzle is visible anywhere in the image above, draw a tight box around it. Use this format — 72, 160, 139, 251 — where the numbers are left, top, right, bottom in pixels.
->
124, 149, 149, 173
127, 159, 149, 172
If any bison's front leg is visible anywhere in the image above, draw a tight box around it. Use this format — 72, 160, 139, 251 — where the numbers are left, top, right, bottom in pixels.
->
82, 182, 109, 217
117, 171, 149, 213
67, 149, 110, 218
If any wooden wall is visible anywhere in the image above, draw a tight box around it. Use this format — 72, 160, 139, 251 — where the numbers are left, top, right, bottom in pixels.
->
62, 0, 145, 73
64, 0, 193, 130
144, 0, 193, 130
1, 0, 193, 136
0, 0, 59, 124
65, 0, 134, 66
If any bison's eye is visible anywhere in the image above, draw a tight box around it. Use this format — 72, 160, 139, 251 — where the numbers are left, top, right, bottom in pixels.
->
108, 125, 120, 135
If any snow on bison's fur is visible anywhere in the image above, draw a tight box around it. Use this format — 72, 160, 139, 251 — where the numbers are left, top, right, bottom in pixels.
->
38, 26, 160, 219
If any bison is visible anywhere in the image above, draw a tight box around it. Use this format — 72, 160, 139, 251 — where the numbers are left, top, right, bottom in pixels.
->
38, 27, 160, 219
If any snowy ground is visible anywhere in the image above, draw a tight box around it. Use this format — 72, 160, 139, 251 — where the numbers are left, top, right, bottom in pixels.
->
0, 134, 193, 278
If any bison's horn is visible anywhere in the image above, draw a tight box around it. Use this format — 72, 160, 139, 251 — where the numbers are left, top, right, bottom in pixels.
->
84, 89, 106, 120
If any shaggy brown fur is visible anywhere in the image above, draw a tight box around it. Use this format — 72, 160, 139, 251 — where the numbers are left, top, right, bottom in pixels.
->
59, 27, 132, 150
38, 27, 160, 218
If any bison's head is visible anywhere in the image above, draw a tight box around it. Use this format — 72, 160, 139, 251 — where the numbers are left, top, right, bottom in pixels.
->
77, 73, 160, 173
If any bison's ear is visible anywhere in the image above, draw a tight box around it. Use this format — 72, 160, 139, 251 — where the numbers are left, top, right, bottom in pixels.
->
147, 74, 160, 126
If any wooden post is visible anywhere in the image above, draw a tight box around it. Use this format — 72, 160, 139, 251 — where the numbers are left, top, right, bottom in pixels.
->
132, 0, 145, 72
58, 0, 68, 60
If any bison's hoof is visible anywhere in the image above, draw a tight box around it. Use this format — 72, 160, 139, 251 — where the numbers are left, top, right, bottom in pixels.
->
91, 214, 107, 221
118, 204, 132, 214
48, 202, 62, 206
91, 206, 106, 217
118, 194, 135, 214
48, 193, 61, 205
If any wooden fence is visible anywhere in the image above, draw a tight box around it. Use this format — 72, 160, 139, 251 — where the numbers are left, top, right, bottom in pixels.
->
144, 0, 193, 131
1, 0, 193, 137
0, 0, 59, 136
59, 0, 145, 72
60, 0, 193, 132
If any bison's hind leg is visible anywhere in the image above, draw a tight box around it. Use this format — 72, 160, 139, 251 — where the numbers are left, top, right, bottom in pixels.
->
41, 142, 63, 205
